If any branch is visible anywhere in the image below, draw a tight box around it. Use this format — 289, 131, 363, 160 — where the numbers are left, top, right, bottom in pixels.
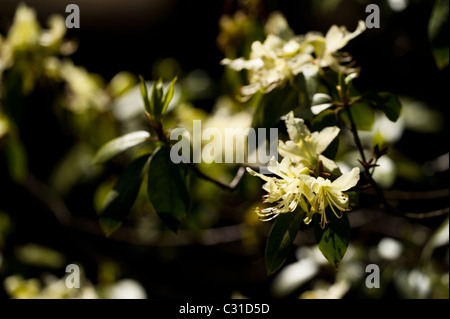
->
342, 101, 394, 214
23, 172, 72, 225
384, 188, 449, 200
402, 207, 449, 219
187, 163, 246, 191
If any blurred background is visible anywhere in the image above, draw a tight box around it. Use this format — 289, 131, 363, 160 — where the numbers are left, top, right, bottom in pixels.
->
0, 0, 448, 299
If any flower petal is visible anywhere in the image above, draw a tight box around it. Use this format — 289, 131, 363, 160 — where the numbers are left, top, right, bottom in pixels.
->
331, 167, 360, 191
284, 111, 310, 143
278, 140, 308, 164
246, 166, 273, 183
325, 20, 366, 53
309, 126, 340, 154
220, 57, 264, 71
319, 155, 341, 176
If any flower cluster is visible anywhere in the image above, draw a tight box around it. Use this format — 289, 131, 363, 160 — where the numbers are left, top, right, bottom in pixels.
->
247, 112, 360, 228
221, 12, 366, 96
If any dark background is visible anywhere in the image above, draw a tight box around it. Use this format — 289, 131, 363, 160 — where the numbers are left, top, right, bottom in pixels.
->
0, 0, 448, 299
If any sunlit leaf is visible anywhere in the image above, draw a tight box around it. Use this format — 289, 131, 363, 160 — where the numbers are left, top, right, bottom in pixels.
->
428, 0, 449, 70
151, 79, 164, 119
139, 75, 152, 115
15, 244, 66, 269
108, 71, 137, 98
421, 217, 449, 261
92, 130, 151, 164
265, 210, 303, 275
147, 146, 191, 232
99, 154, 150, 236
314, 210, 350, 270
50, 144, 97, 195
161, 77, 177, 115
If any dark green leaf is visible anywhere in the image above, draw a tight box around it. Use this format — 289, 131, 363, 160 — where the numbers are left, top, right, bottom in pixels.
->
311, 109, 339, 131
99, 154, 150, 236
92, 131, 151, 164
147, 146, 191, 232
378, 93, 402, 123
340, 101, 375, 131
428, 0, 449, 70
314, 209, 350, 270
251, 84, 300, 130
364, 91, 402, 122
345, 190, 359, 208
265, 210, 303, 275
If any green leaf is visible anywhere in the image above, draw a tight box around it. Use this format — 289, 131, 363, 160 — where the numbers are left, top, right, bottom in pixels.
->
345, 190, 359, 208
265, 210, 303, 275
378, 93, 402, 122
251, 84, 300, 130
99, 154, 150, 236
139, 75, 152, 115
92, 131, 151, 164
428, 0, 449, 70
151, 79, 164, 119
364, 91, 402, 122
147, 146, 191, 232
314, 210, 350, 270
311, 109, 338, 131
341, 101, 375, 131
161, 77, 177, 115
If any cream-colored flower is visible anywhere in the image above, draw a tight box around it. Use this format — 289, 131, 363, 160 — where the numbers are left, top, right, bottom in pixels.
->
60, 61, 109, 113
221, 14, 366, 96
221, 37, 311, 96
306, 20, 366, 72
246, 156, 314, 221
6, 4, 41, 50
221, 13, 312, 96
278, 111, 340, 174
300, 167, 360, 228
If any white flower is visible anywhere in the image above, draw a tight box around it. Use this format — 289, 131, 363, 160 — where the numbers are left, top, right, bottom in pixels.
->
221, 14, 366, 97
306, 20, 366, 72
246, 157, 314, 221
300, 167, 360, 228
6, 4, 41, 50
278, 111, 340, 174
221, 37, 312, 96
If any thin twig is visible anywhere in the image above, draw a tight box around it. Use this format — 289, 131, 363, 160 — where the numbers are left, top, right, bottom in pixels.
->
187, 163, 246, 191
23, 173, 72, 225
342, 98, 393, 213
402, 207, 449, 219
